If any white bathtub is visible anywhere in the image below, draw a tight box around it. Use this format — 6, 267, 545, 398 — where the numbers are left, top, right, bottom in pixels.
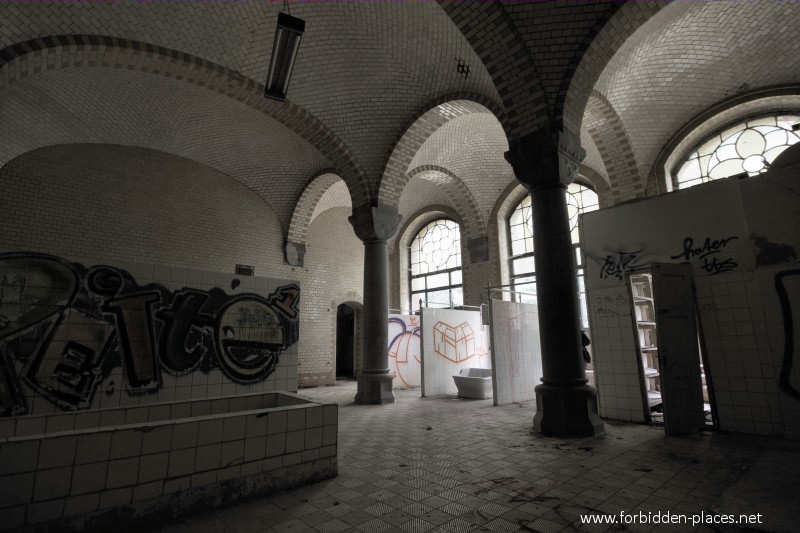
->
453, 368, 493, 399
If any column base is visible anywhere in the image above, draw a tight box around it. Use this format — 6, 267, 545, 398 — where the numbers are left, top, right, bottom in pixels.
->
533, 383, 604, 437
354, 373, 395, 405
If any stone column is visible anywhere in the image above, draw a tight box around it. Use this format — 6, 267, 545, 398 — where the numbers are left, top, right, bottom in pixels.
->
505, 129, 604, 437
349, 204, 402, 404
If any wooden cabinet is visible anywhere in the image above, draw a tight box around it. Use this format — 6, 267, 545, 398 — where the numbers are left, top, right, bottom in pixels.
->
631, 274, 662, 410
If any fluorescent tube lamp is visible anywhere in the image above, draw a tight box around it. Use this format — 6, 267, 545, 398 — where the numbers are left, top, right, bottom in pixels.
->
264, 12, 305, 101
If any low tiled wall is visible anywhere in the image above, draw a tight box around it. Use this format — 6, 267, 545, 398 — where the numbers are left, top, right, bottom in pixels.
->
0, 392, 338, 532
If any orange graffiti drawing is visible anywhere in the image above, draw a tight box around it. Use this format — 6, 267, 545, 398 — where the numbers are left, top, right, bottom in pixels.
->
432, 321, 476, 363
388, 316, 421, 388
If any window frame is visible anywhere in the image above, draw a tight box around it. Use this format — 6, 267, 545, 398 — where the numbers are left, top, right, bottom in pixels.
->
408, 218, 463, 311
506, 182, 599, 324
673, 113, 800, 190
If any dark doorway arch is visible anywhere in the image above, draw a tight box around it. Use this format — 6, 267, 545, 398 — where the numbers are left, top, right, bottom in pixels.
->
336, 303, 356, 378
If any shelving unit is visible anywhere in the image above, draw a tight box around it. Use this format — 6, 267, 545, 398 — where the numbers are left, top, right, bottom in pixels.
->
630, 273, 662, 410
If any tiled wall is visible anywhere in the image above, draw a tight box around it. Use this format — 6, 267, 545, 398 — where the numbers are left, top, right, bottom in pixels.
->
300, 208, 365, 386
584, 287, 644, 423
0, 251, 299, 417
0, 144, 364, 391
582, 167, 800, 437
421, 308, 491, 397
0, 392, 338, 532
489, 299, 541, 406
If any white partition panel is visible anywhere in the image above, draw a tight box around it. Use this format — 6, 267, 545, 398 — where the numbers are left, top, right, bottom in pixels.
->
388, 314, 422, 389
580, 170, 800, 436
489, 299, 541, 405
421, 308, 490, 397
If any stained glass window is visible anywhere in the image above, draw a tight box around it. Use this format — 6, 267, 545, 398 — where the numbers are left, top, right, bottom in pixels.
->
409, 219, 462, 312
508, 183, 599, 327
675, 115, 800, 189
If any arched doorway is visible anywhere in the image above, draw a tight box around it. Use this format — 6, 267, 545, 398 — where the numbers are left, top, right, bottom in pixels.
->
335, 303, 356, 378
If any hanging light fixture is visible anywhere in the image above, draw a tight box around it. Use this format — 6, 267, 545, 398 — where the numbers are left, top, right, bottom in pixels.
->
264, 11, 305, 101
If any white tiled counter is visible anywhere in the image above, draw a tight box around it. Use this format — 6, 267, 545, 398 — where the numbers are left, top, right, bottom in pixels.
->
0, 392, 338, 532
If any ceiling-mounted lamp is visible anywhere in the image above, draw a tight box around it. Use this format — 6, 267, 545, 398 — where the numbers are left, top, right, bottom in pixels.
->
264, 12, 305, 101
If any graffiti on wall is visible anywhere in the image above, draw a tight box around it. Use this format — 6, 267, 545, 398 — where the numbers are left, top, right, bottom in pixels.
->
599, 250, 643, 280
388, 315, 421, 388
0, 253, 299, 415
433, 321, 475, 363
593, 293, 627, 318
670, 236, 739, 275
432, 321, 489, 364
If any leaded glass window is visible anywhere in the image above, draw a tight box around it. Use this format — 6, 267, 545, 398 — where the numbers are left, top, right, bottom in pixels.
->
675, 115, 800, 189
409, 219, 462, 312
508, 183, 599, 327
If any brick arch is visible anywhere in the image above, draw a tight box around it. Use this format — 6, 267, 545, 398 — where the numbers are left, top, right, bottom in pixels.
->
397, 205, 465, 249
436, 0, 549, 142
394, 205, 465, 311
650, 85, 800, 194
287, 170, 348, 246
491, 174, 608, 287
578, 165, 613, 209
405, 165, 486, 242
491, 181, 528, 288
560, 1, 667, 135
491, 174, 604, 229
585, 90, 643, 205
0, 35, 370, 206
378, 94, 507, 208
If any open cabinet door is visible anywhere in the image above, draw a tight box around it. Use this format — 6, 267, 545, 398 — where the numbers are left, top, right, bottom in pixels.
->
651, 262, 705, 435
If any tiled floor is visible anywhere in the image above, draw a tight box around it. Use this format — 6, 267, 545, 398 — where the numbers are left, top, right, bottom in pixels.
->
151, 381, 800, 533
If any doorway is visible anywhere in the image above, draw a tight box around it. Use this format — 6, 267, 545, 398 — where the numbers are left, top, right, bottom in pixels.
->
629, 263, 716, 435
336, 304, 356, 378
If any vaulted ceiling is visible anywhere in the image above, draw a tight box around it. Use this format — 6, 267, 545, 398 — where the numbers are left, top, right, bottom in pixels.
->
2, 0, 798, 231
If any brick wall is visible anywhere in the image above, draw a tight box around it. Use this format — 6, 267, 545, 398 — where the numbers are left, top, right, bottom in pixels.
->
0, 144, 285, 274
298, 207, 365, 387
0, 144, 362, 393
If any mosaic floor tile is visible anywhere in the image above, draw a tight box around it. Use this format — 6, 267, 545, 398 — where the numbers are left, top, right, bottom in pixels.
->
146, 382, 800, 533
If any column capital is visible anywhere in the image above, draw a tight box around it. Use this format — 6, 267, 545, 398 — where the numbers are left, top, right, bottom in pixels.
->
504, 129, 585, 190
349, 204, 402, 242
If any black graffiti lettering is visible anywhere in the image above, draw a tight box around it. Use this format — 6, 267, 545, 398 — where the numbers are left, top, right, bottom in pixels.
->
214, 297, 284, 382
670, 236, 739, 275
87, 266, 124, 296
670, 236, 738, 260
699, 256, 738, 275
595, 307, 618, 318
600, 252, 641, 280
105, 292, 162, 391
54, 343, 90, 386
0, 252, 301, 414
238, 307, 281, 329
24, 309, 115, 410
158, 290, 212, 373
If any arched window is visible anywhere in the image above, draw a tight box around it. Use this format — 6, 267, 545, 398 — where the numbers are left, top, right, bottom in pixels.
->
409, 219, 462, 312
675, 114, 800, 189
508, 183, 599, 327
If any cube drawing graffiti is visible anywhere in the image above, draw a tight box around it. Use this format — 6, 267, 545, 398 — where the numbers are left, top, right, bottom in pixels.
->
432, 321, 475, 363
